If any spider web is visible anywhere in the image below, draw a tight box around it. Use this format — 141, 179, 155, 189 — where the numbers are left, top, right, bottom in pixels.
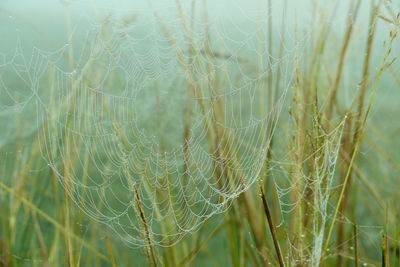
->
0, 0, 303, 247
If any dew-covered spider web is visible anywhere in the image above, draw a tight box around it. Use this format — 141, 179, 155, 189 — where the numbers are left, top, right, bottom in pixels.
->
271, 117, 346, 266
1, 0, 397, 258
0, 0, 302, 247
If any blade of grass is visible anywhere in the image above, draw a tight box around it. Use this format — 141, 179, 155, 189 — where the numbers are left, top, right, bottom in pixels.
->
354, 224, 359, 267
260, 185, 285, 267
106, 236, 117, 267
385, 202, 389, 267
0, 180, 109, 263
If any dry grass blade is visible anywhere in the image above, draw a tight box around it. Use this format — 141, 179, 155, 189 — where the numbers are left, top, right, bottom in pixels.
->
385, 203, 390, 267
106, 236, 117, 267
0, 180, 109, 263
354, 224, 359, 267
260, 185, 285, 267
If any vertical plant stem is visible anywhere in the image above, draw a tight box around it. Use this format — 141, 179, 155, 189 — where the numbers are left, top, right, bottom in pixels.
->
326, 0, 361, 121
105, 236, 117, 267
354, 224, 359, 267
395, 215, 399, 267
385, 203, 390, 267
134, 186, 158, 267
382, 232, 386, 267
260, 185, 285, 267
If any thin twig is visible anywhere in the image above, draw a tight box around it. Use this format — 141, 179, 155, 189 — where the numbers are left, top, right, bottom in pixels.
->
260, 185, 285, 267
